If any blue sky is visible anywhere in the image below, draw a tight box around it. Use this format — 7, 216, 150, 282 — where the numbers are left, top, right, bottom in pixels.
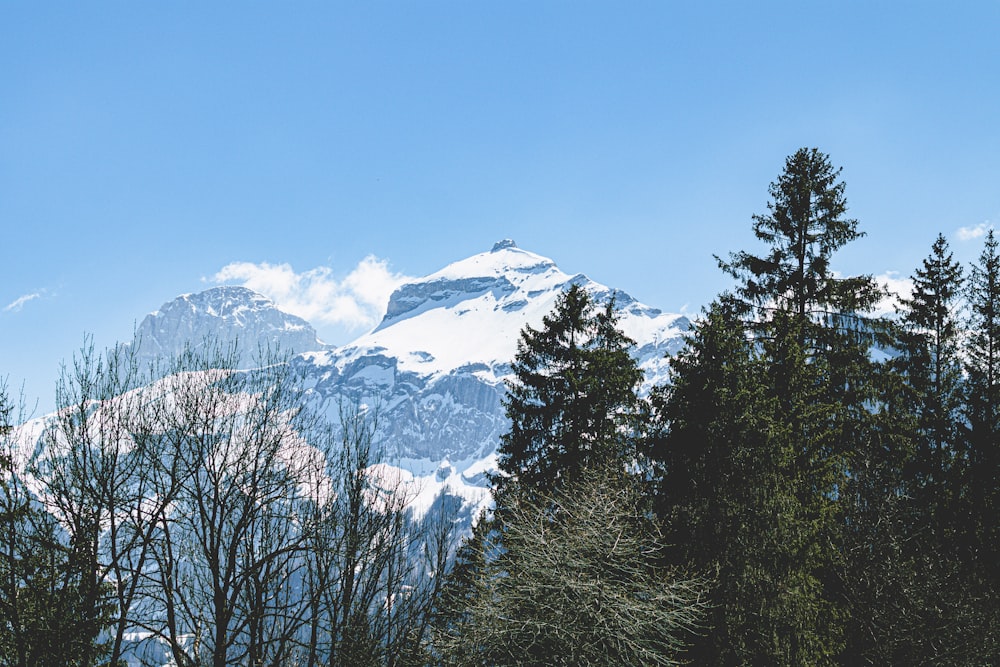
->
3, 2, 1000, 411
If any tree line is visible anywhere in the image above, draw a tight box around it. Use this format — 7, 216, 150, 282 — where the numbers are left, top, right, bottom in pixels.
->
4, 147, 999, 665
430, 149, 1000, 666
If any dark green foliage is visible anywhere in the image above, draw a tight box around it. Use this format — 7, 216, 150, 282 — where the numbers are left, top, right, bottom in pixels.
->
718, 147, 882, 324
965, 230, 1000, 558
967, 231, 1000, 445
650, 302, 777, 664
498, 283, 642, 501
839, 233, 1000, 665
837, 350, 914, 664
429, 512, 489, 640
656, 149, 888, 665
841, 486, 992, 664
879, 239, 974, 660
960, 230, 1000, 660
897, 233, 966, 499
654, 304, 853, 665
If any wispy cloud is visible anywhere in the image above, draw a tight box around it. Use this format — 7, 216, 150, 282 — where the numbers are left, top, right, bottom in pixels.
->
210, 256, 412, 331
4, 292, 41, 313
956, 222, 993, 242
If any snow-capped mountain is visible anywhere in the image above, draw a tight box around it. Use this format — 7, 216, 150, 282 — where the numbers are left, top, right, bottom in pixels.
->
40, 241, 689, 520
324, 239, 687, 394
285, 240, 690, 516
131, 285, 325, 370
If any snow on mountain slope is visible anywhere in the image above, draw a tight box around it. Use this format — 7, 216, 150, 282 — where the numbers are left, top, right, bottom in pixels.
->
306, 240, 688, 388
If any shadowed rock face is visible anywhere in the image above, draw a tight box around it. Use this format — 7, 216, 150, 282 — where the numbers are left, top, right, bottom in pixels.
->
307, 363, 508, 466
378, 276, 518, 329
375, 240, 557, 331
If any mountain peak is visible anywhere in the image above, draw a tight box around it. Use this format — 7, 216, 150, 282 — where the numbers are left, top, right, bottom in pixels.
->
428, 243, 556, 283
374, 243, 562, 333
491, 239, 517, 252
176, 285, 274, 313
132, 286, 324, 370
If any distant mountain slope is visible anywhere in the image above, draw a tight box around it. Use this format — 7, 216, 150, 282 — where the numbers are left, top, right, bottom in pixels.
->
131, 285, 325, 370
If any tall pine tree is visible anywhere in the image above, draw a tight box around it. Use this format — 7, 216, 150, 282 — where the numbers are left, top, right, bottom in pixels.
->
862, 233, 992, 665
659, 148, 883, 665
650, 300, 785, 665
433, 285, 708, 665
718, 147, 882, 327
965, 230, 1000, 535
897, 234, 965, 508
959, 229, 1000, 660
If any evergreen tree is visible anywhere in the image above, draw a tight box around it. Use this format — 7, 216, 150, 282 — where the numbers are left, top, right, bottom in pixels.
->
965, 230, 1000, 546
650, 301, 783, 665
848, 233, 994, 665
897, 234, 965, 507
497, 284, 642, 502
0, 382, 113, 667
658, 148, 883, 665
718, 147, 882, 327
836, 333, 927, 665
959, 230, 1000, 659
429, 512, 491, 662
433, 286, 707, 665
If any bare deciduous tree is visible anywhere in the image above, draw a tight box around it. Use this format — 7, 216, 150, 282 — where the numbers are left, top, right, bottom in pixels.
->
434, 465, 707, 667
301, 401, 458, 667
6, 339, 459, 667
139, 343, 314, 667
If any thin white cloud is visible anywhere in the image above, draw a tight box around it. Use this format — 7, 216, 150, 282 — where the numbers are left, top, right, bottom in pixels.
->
957, 222, 992, 242
210, 256, 411, 331
4, 292, 41, 313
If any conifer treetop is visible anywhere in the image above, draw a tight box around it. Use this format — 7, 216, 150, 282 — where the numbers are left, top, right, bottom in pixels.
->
718, 147, 881, 322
